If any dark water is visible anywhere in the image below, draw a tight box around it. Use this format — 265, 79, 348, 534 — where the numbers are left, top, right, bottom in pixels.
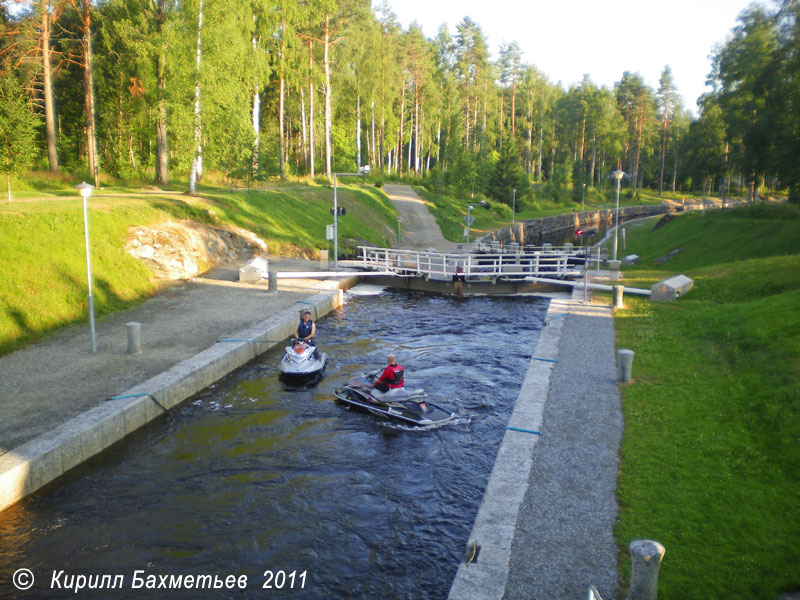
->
0, 291, 547, 599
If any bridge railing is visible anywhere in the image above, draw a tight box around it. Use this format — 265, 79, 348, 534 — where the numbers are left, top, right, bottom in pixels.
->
357, 246, 583, 280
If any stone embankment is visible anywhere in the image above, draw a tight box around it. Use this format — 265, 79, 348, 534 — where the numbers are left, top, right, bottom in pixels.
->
482, 205, 669, 247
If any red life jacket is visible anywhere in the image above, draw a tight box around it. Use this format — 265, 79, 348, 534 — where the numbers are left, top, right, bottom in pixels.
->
380, 364, 404, 388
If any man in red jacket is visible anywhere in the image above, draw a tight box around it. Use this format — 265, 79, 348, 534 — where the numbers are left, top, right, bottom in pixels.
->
373, 354, 404, 392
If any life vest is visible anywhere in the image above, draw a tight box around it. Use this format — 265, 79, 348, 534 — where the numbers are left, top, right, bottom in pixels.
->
382, 364, 404, 388
297, 319, 313, 339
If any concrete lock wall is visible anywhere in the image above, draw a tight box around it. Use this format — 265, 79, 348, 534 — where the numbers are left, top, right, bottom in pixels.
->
484, 205, 669, 247
0, 285, 344, 513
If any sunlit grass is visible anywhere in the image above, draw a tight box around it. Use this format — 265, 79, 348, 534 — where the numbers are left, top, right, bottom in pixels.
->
614, 204, 800, 599
0, 181, 396, 355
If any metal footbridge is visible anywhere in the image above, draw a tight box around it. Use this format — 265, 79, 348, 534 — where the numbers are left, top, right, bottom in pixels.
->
356, 243, 589, 281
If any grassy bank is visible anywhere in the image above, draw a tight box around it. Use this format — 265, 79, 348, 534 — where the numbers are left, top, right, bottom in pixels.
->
613, 205, 800, 599
0, 179, 396, 355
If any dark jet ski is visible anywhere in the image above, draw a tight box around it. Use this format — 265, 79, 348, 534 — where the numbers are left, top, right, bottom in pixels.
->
333, 370, 455, 426
279, 339, 327, 382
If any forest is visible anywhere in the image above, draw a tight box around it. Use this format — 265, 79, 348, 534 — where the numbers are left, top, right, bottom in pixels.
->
0, 0, 799, 206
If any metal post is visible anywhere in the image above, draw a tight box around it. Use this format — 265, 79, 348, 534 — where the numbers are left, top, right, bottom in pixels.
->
512, 188, 516, 225
612, 170, 624, 261
333, 174, 339, 270
466, 204, 472, 249
74, 182, 98, 354
397, 217, 402, 247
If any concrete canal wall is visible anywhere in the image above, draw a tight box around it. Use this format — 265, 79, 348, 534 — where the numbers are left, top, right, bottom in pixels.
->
482, 205, 669, 247
0, 280, 355, 513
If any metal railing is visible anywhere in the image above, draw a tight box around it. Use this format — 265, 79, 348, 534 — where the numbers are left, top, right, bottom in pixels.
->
357, 246, 584, 280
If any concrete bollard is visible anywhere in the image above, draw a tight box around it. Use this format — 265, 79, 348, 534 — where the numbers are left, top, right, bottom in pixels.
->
267, 270, 278, 293
126, 322, 142, 355
614, 285, 624, 309
608, 259, 622, 281
618, 348, 634, 382
626, 539, 665, 600
319, 249, 329, 269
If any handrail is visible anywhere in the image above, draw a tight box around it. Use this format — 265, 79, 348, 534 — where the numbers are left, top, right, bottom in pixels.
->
357, 246, 584, 280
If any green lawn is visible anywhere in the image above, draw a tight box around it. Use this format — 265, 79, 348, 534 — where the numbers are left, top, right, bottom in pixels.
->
0, 180, 396, 355
613, 205, 800, 599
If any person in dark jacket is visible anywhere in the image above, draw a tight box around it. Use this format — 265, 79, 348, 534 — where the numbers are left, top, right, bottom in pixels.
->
294, 311, 316, 345
373, 354, 404, 392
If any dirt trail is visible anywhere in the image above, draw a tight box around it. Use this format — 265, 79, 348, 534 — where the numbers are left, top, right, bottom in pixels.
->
382, 184, 459, 251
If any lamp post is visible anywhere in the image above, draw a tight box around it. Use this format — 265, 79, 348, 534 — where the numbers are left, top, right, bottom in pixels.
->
396, 217, 402, 246
512, 188, 516, 225
74, 182, 97, 353
332, 165, 370, 269
612, 170, 625, 261
465, 204, 474, 249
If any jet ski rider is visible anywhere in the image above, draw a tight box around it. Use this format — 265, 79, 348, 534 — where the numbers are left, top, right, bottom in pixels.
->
295, 311, 316, 344
294, 311, 319, 359
373, 354, 404, 392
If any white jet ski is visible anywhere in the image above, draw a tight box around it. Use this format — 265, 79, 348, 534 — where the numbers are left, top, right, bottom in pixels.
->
279, 339, 327, 382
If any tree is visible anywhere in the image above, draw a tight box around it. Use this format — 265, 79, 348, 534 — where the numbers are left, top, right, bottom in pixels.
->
0, 74, 39, 202
487, 138, 528, 205
656, 65, 681, 195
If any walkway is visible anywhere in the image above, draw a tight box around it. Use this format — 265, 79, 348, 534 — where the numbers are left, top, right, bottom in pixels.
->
382, 184, 459, 251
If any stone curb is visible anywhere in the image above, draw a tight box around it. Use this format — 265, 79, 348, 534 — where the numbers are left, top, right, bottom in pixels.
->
448, 296, 570, 599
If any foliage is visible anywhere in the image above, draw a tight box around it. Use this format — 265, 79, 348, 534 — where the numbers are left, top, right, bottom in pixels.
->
0, 74, 40, 195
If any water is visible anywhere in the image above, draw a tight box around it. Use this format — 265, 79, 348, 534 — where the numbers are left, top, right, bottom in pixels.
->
0, 291, 547, 599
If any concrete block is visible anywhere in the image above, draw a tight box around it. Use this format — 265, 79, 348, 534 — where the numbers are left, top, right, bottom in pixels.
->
238, 256, 268, 283
650, 274, 693, 301
622, 254, 639, 265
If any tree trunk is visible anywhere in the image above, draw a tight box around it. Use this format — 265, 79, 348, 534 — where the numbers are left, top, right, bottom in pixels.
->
322, 14, 332, 177
278, 20, 287, 180
189, 0, 203, 195
307, 40, 315, 178
356, 87, 361, 168
81, 0, 99, 188
41, 0, 58, 171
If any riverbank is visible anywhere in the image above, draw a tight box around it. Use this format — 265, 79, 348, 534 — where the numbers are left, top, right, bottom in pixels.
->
0, 258, 357, 512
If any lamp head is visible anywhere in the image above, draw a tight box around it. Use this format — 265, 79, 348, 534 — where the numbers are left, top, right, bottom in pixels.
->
613, 170, 625, 181
74, 181, 94, 199
359, 165, 371, 175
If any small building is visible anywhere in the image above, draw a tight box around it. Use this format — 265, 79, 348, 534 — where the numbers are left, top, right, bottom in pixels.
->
651, 275, 693, 301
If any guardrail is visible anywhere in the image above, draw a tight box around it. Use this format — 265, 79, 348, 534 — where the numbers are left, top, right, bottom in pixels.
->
357, 246, 585, 280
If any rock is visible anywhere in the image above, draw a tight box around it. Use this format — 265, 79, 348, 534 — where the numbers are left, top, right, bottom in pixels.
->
125, 221, 267, 280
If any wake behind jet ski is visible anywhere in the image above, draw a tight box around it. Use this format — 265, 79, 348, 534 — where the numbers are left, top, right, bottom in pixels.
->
333, 368, 455, 426
279, 338, 327, 382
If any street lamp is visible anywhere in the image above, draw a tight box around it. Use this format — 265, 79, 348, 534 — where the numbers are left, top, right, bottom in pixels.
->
396, 217, 402, 247
74, 181, 97, 353
612, 170, 625, 261
512, 188, 516, 225
465, 204, 474, 249
332, 165, 370, 269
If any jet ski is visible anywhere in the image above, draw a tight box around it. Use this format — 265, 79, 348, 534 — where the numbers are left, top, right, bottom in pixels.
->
333, 370, 455, 426
279, 339, 327, 382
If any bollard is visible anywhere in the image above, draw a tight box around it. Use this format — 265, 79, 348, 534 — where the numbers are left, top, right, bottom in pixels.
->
319, 249, 329, 269
608, 259, 622, 281
126, 322, 142, 355
613, 285, 624, 309
267, 270, 278, 293
618, 348, 634, 382
626, 539, 665, 600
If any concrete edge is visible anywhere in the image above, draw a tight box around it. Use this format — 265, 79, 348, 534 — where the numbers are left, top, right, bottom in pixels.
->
0, 280, 352, 513
447, 297, 570, 600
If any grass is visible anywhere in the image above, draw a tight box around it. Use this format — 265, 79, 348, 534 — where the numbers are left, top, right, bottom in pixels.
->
0, 179, 397, 355
613, 204, 800, 599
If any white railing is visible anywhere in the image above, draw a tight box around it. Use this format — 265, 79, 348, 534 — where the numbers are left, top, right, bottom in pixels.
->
357, 246, 584, 280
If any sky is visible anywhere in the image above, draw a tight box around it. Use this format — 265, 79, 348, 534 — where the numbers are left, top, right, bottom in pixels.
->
384, 0, 762, 116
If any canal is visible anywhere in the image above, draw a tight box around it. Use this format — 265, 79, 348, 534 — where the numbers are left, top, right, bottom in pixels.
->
0, 290, 548, 599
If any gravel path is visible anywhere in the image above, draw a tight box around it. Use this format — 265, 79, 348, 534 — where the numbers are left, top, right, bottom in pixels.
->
383, 184, 459, 251
503, 290, 623, 600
